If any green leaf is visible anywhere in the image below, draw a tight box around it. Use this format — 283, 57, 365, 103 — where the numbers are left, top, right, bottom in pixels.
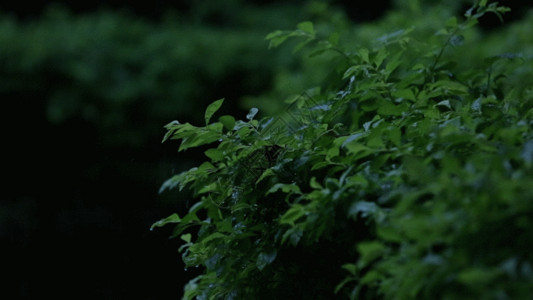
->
359, 48, 370, 63
179, 130, 222, 151
266, 183, 302, 195
377, 226, 403, 243
281, 226, 303, 246
219, 115, 235, 131
377, 101, 406, 116
387, 126, 402, 147
310, 177, 323, 189
292, 37, 315, 53
198, 181, 218, 194
357, 241, 386, 267
257, 250, 277, 271
392, 89, 416, 102
344, 143, 373, 158
205, 98, 224, 125
374, 48, 388, 67
334, 276, 356, 294
446, 16, 458, 28
328, 32, 340, 46
266, 30, 291, 48
205, 148, 224, 161
200, 232, 227, 244
297, 21, 315, 35
181, 233, 192, 243
280, 204, 306, 225
256, 168, 275, 185
150, 213, 181, 231
457, 268, 499, 286
341, 263, 357, 275
360, 270, 382, 285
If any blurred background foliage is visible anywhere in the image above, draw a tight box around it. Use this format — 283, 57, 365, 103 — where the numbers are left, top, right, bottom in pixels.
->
1, 0, 532, 299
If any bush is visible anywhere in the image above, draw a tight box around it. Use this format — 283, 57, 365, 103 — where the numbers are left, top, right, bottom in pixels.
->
156, 1, 533, 299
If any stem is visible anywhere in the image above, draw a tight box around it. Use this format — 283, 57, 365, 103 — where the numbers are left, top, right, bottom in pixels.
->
485, 65, 492, 96
430, 27, 460, 75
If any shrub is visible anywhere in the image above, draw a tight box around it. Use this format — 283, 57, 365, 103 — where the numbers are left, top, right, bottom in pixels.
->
156, 1, 533, 299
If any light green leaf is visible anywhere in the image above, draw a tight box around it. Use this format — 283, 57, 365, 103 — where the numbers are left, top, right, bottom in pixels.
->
312, 161, 333, 170
326, 146, 340, 159
357, 241, 386, 266
344, 142, 373, 158
457, 268, 499, 286
341, 263, 357, 275
334, 276, 356, 294
377, 101, 405, 116
200, 232, 227, 244
266, 30, 291, 48
219, 115, 235, 131
204, 98, 224, 125
150, 213, 181, 231
256, 168, 275, 185
392, 89, 416, 102
343, 65, 360, 80
181, 233, 192, 243
266, 183, 302, 195
297, 21, 315, 35
377, 226, 403, 243
198, 182, 218, 194
388, 126, 402, 147
310, 177, 323, 189
359, 48, 370, 63
204, 148, 224, 161
446, 16, 458, 28
374, 48, 388, 67
179, 130, 221, 151
328, 32, 340, 46
280, 204, 306, 225
360, 270, 382, 285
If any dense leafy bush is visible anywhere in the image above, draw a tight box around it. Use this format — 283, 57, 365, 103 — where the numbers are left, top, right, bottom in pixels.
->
156, 1, 533, 299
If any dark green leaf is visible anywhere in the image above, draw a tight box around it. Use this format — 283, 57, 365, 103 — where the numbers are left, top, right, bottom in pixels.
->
257, 250, 277, 271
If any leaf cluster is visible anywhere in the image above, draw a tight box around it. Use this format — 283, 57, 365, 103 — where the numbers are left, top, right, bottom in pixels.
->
155, 1, 533, 299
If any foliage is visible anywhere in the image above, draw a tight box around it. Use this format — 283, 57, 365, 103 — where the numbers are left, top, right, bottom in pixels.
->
0, 4, 304, 148
156, 1, 533, 299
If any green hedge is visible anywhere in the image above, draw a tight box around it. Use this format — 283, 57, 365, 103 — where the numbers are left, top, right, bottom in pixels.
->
0, 4, 306, 148
156, 1, 533, 299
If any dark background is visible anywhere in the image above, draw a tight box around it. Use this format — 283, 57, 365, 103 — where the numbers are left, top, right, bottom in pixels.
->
2, 1, 532, 299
